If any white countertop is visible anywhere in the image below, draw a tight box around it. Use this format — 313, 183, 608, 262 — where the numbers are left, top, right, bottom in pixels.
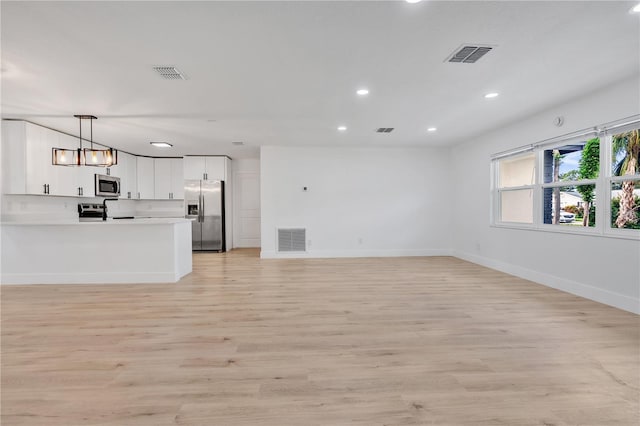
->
1, 218, 192, 226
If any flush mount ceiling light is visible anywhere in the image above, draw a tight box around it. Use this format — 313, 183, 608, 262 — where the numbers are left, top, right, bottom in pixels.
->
52, 115, 117, 167
631, 3, 640, 13
406, 0, 422, 3
427, 127, 437, 132
356, 88, 369, 96
150, 142, 173, 148
337, 126, 347, 131
485, 92, 499, 99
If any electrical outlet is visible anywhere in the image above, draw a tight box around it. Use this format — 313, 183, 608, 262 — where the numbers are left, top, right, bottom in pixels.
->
307, 240, 312, 248
358, 237, 363, 245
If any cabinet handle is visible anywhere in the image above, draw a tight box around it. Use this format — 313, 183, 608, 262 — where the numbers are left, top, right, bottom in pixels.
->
137, 192, 140, 199
127, 191, 131, 199
204, 173, 207, 180
43, 184, 47, 194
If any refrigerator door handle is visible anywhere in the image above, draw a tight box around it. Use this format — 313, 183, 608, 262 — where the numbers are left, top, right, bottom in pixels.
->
199, 193, 204, 223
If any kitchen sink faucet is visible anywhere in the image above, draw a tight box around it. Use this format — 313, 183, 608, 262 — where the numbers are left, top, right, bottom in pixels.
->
102, 198, 119, 221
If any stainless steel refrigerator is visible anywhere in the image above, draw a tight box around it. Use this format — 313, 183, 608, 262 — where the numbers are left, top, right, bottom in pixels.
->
184, 180, 225, 251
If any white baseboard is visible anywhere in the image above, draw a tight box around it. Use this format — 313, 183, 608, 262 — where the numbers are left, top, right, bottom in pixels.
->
453, 250, 640, 315
1, 271, 183, 285
260, 248, 453, 259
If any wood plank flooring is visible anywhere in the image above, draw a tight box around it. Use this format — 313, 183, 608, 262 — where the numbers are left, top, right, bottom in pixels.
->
1, 249, 638, 425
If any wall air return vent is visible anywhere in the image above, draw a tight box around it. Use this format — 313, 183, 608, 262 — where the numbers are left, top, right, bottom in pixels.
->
277, 228, 306, 252
447, 45, 494, 63
376, 128, 394, 133
153, 66, 188, 80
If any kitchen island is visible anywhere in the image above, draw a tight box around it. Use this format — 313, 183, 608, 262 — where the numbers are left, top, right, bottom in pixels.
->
1, 218, 192, 284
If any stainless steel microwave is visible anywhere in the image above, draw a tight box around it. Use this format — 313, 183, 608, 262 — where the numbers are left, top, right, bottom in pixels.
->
95, 174, 121, 197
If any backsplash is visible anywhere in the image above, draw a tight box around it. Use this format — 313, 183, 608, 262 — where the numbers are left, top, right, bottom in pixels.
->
1, 195, 182, 222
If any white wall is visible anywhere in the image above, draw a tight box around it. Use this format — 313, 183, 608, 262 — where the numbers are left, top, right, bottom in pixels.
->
451, 76, 640, 314
260, 146, 452, 258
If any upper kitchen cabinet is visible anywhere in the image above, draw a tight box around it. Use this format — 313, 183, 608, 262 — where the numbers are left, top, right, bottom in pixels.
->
153, 158, 183, 200
115, 152, 137, 199
58, 132, 90, 197
136, 157, 155, 199
2, 120, 76, 196
183, 156, 229, 181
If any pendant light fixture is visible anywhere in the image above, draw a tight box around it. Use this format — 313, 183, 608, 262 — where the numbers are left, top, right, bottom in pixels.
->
52, 115, 117, 166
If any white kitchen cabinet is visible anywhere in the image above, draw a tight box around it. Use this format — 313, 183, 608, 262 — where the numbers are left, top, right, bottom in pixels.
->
2, 120, 77, 196
1, 120, 27, 194
183, 156, 229, 181
0, 120, 105, 197
154, 158, 183, 199
116, 152, 137, 199
205, 157, 227, 181
136, 157, 155, 199
57, 133, 84, 197
183, 156, 206, 180
23, 122, 51, 195
75, 144, 99, 198
172, 159, 184, 199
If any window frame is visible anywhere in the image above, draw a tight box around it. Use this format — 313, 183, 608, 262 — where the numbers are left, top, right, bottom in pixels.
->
490, 117, 640, 240
492, 151, 536, 227
539, 136, 600, 232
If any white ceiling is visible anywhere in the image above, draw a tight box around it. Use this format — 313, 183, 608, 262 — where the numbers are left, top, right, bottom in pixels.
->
2, 1, 639, 159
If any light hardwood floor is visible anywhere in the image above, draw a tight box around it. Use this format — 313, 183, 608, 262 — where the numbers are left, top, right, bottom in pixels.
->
2, 249, 638, 425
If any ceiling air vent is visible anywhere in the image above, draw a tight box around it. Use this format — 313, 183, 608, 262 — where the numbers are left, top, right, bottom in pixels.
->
447, 45, 494, 63
278, 228, 306, 252
376, 128, 394, 133
153, 66, 187, 80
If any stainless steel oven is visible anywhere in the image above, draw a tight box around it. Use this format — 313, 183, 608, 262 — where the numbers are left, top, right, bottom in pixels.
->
95, 174, 121, 197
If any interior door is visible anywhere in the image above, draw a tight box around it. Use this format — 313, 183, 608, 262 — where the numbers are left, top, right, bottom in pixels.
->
233, 171, 261, 248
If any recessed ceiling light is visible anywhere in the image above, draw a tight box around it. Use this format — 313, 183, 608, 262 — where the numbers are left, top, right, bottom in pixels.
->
427, 127, 437, 132
150, 142, 173, 148
356, 89, 369, 96
485, 92, 499, 99
232, 141, 244, 146
337, 126, 347, 131
406, 0, 422, 3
